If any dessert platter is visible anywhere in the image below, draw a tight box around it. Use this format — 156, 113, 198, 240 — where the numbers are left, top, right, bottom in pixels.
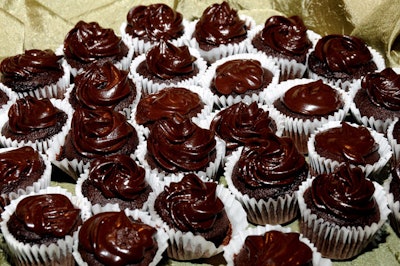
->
1, 0, 400, 265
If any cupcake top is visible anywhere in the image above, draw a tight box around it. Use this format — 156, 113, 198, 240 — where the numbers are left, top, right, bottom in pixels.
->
210, 102, 278, 152
0, 49, 64, 91
146, 115, 216, 173
194, 1, 247, 49
234, 230, 313, 266
314, 121, 380, 165
125, 3, 184, 43
78, 211, 157, 266
305, 163, 380, 227
71, 61, 135, 111
252, 15, 312, 62
389, 160, 400, 202
6, 193, 82, 245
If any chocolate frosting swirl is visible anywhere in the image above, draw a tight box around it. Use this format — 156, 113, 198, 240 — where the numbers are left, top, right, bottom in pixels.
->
145, 40, 196, 79
281, 79, 342, 115
88, 155, 148, 200
310, 164, 377, 222
14, 194, 81, 238
125, 4, 184, 41
194, 1, 247, 45
160, 173, 224, 232
260, 16, 312, 56
0, 49, 63, 86
236, 133, 307, 189
79, 211, 157, 266
210, 102, 277, 151
6, 96, 64, 134
74, 62, 132, 109
213, 59, 265, 95
314, 122, 380, 165
136, 87, 203, 125
63, 21, 125, 63
147, 115, 216, 172
313, 34, 374, 74
0, 147, 44, 193
362, 68, 400, 111
236, 231, 313, 266
71, 108, 136, 158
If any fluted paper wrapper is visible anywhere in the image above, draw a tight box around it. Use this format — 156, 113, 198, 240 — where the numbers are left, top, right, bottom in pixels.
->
387, 118, 400, 165
0, 84, 18, 112
383, 174, 400, 236
296, 178, 390, 260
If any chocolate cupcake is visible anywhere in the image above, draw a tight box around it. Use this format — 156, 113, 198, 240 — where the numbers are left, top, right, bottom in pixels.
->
350, 67, 400, 133
76, 154, 154, 214
0, 49, 70, 99
384, 160, 400, 237
0, 84, 16, 111
297, 163, 390, 260
66, 61, 139, 118
73, 210, 168, 266
61, 21, 133, 76
224, 133, 309, 225
387, 118, 400, 164
130, 40, 207, 94
121, 3, 190, 55
188, 1, 256, 63
148, 173, 248, 260
307, 34, 385, 91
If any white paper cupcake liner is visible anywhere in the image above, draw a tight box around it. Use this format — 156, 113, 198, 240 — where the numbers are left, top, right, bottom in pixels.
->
199, 53, 280, 109
187, 14, 256, 64
265, 78, 352, 154
296, 178, 390, 260
0, 98, 73, 157
72, 209, 169, 266
147, 180, 248, 260
223, 224, 332, 266
387, 118, 400, 165
307, 121, 392, 180
0, 83, 18, 113
0, 186, 91, 266
129, 47, 208, 95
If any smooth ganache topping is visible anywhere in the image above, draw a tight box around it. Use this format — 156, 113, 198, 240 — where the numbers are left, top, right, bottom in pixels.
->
314, 122, 380, 165
78, 211, 157, 266
145, 40, 196, 79
63, 21, 126, 63
88, 154, 148, 200
135, 87, 203, 125
312, 34, 376, 74
234, 230, 313, 266
210, 102, 277, 151
0, 49, 63, 90
194, 1, 247, 46
260, 15, 312, 57
310, 163, 378, 225
362, 68, 400, 111
70, 108, 137, 158
281, 79, 343, 115
213, 59, 271, 95
125, 3, 184, 41
74, 62, 133, 110
147, 115, 216, 173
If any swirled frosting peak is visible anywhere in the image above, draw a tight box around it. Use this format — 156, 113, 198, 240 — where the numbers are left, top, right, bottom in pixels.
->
281, 79, 342, 115
71, 108, 136, 158
310, 163, 377, 223
261, 15, 312, 56
6, 96, 64, 134
88, 155, 147, 200
235, 230, 313, 266
362, 68, 400, 111
74, 62, 132, 109
147, 115, 216, 172
313, 34, 375, 74
79, 211, 157, 266
125, 4, 184, 41
194, 1, 247, 46
63, 21, 125, 63
161, 173, 224, 232
146, 40, 196, 79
